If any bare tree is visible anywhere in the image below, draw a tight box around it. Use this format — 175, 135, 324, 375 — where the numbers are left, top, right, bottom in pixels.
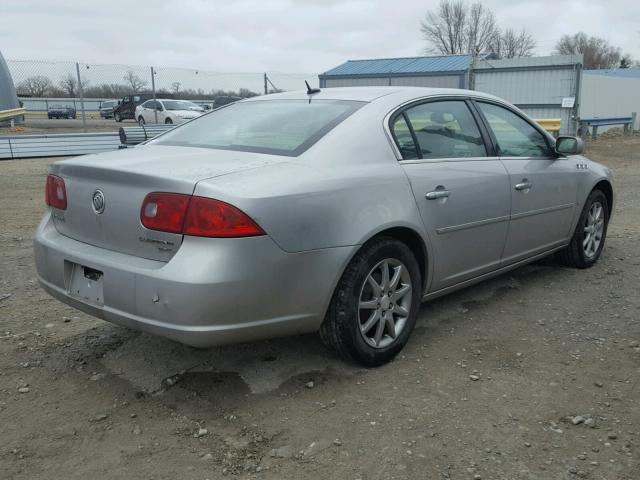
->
421, 0, 498, 54
59, 73, 89, 97
490, 29, 536, 59
555, 32, 621, 69
123, 70, 147, 92
16, 75, 52, 97
171, 81, 181, 94
619, 54, 633, 68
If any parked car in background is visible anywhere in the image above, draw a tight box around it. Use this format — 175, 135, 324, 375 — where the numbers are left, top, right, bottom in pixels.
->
99, 100, 119, 119
47, 105, 76, 119
34, 87, 613, 366
135, 99, 205, 125
212, 96, 242, 108
113, 94, 155, 122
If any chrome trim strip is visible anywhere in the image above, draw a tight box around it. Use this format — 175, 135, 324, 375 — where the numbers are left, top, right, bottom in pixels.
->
510, 203, 575, 220
434, 203, 575, 235
399, 156, 496, 165
435, 215, 509, 234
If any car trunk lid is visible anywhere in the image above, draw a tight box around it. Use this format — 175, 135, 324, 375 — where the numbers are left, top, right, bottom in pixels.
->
51, 145, 283, 261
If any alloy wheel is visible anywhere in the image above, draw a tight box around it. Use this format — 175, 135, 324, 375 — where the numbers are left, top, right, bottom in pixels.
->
358, 258, 412, 349
583, 201, 605, 258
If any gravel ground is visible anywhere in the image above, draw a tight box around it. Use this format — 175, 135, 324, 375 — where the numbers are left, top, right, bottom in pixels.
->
1, 136, 639, 480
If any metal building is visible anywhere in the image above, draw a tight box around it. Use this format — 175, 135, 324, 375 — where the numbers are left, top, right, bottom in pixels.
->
318, 54, 475, 89
319, 54, 583, 134
580, 68, 640, 130
0, 52, 24, 123
0, 50, 21, 114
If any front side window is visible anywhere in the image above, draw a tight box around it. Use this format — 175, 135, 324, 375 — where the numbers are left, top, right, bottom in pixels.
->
394, 100, 486, 159
141, 100, 152, 109
476, 102, 550, 157
153, 99, 363, 156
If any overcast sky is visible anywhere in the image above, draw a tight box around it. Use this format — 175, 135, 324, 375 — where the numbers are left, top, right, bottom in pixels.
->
2, 0, 639, 74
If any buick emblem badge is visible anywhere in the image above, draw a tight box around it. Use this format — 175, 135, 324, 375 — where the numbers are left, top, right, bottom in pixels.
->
92, 189, 106, 214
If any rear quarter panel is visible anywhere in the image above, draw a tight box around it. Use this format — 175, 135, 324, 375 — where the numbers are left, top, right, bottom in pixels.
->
192, 103, 428, 254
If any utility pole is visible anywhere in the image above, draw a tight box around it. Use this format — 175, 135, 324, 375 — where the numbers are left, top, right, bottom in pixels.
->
151, 66, 158, 124
264, 73, 268, 95
468, 45, 479, 90
75, 62, 87, 132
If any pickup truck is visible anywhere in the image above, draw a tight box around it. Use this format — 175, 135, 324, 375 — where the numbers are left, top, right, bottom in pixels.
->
47, 105, 76, 119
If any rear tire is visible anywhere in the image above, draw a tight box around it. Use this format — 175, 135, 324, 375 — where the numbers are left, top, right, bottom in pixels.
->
165, 118, 173, 124
114, 112, 121, 122
557, 189, 609, 268
320, 237, 421, 367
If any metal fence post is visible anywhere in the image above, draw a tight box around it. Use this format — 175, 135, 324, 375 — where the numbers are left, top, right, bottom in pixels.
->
75, 62, 87, 132
151, 66, 158, 124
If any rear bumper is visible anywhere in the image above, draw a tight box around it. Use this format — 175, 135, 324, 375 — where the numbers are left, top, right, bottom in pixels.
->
34, 212, 355, 347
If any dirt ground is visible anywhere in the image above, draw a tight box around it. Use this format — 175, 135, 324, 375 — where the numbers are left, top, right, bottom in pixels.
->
1, 136, 639, 480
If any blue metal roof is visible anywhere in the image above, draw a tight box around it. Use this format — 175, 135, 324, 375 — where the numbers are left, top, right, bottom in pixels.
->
321, 55, 473, 77
584, 68, 640, 78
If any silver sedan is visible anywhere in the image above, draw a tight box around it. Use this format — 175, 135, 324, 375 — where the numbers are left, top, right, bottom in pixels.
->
34, 87, 614, 366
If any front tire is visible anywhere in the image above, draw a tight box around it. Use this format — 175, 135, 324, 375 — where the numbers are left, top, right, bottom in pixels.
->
138, 116, 145, 126
114, 112, 121, 122
165, 118, 173, 124
320, 237, 421, 366
558, 189, 609, 268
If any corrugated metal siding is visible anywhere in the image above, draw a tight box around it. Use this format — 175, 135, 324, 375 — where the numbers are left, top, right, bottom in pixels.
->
580, 74, 640, 129
475, 65, 580, 134
390, 75, 461, 88
583, 68, 640, 79
323, 77, 391, 87
321, 55, 471, 76
0, 133, 122, 160
519, 106, 571, 133
474, 68, 578, 105
475, 54, 582, 69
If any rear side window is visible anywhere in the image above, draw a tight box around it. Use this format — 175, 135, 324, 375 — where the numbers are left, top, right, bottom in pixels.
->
392, 100, 486, 159
476, 102, 550, 157
154, 99, 363, 156
391, 115, 419, 160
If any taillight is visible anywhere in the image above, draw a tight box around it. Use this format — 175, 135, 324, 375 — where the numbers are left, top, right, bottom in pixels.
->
45, 174, 67, 210
140, 192, 190, 234
140, 192, 264, 238
183, 196, 265, 237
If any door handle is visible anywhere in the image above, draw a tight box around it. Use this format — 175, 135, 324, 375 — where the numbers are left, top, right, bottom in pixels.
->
514, 180, 532, 191
425, 189, 451, 200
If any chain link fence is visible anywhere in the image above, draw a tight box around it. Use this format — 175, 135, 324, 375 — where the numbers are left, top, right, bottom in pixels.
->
6, 59, 317, 130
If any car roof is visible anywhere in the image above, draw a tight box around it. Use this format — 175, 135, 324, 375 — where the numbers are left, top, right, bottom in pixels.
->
242, 86, 505, 105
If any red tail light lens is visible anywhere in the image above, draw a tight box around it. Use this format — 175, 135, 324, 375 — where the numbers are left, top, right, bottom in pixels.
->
183, 196, 265, 237
140, 192, 190, 234
140, 192, 264, 238
45, 174, 67, 210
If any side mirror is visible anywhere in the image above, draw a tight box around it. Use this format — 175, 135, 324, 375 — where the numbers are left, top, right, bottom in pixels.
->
555, 136, 584, 155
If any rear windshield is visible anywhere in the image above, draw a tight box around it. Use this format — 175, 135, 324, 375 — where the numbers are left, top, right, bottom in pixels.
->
153, 99, 363, 156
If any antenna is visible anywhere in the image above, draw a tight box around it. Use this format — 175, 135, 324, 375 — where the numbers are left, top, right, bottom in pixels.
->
305, 81, 321, 95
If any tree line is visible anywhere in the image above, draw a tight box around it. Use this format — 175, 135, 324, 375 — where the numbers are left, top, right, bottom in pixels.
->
16, 69, 260, 99
422, 0, 637, 69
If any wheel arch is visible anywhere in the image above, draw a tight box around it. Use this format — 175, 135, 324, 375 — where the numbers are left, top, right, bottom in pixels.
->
592, 179, 614, 216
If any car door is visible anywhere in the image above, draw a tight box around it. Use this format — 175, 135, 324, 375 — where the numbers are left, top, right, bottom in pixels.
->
144, 100, 156, 123
392, 99, 511, 292
473, 101, 578, 265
